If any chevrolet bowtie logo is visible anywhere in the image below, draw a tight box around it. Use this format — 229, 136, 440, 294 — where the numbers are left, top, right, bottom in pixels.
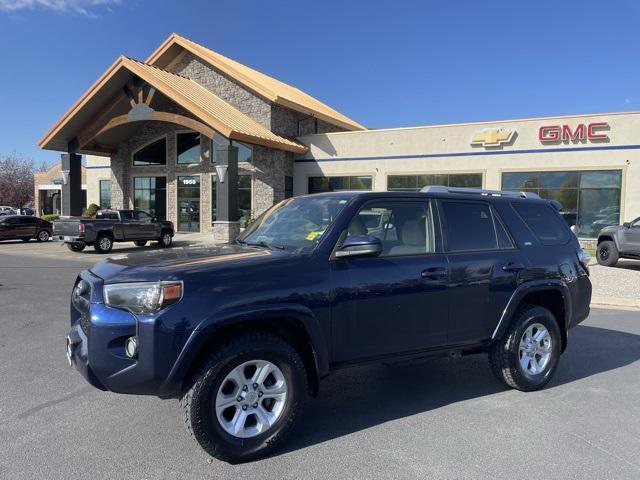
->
471, 128, 515, 148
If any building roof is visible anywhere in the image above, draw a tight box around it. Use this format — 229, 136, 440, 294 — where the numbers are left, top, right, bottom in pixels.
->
146, 33, 366, 132
38, 56, 307, 154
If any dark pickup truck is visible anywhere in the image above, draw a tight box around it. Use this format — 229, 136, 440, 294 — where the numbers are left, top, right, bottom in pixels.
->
54, 209, 174, 253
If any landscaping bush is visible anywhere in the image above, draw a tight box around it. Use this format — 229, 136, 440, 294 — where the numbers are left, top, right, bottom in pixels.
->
41, 214, 59, 222
82, 203, 100, 218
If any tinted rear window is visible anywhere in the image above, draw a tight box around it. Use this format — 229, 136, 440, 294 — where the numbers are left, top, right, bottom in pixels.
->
441, 201, 500, 251
512, 202, 570, 245
96, 211, 119, 220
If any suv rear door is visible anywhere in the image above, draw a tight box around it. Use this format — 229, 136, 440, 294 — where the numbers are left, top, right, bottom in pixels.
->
18, 216, 39, 237
438, 199, 524, 344
330, 198, 450, 363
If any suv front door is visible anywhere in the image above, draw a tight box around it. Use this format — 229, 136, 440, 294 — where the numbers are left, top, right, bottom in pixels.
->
330, 199, 450, 363
438, 200, 524, 344
620, 217, 640, 253
134, 211, 158, 239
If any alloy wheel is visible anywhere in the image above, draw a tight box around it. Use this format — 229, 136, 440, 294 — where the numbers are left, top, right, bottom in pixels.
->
518, 323, 553, 375
215, 360, 287, 439
38, 231, 49, 241
599, 247, 609, 260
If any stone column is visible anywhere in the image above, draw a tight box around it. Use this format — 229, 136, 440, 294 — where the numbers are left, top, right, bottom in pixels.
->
212, 144, 240, 242
61, 153, 83, 217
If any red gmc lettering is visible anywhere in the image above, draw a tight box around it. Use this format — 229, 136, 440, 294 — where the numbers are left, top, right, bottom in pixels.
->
587, 122, 609, 140
539, 125, 560, 142
539, 122, 609, 142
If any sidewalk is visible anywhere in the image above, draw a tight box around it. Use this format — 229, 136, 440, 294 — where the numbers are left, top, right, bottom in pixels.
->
588, 260, 640, 308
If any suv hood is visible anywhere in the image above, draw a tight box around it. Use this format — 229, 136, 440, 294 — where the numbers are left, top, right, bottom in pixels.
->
599, 224, 624, 234
90, 244, 288, 283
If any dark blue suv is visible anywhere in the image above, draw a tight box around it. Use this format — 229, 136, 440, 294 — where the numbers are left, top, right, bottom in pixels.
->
66, 187, 592, 462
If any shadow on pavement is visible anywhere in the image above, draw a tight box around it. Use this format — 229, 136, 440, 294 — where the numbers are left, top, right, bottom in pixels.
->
610, 260, 640, 271
278, 325, 640, 457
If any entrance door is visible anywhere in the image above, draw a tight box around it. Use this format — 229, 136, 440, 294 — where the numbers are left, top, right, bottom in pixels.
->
178, 199, 200, 232
177, 176, 201, 232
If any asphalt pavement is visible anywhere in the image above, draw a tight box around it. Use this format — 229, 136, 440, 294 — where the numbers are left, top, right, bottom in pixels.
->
1, 247, 639, 479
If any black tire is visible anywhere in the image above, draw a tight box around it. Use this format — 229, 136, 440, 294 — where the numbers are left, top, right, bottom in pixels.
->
158, 230, 173, 248
21, 237, 31, 242
134, 240, 148, 247
67, 242, 86, 252
94, 234, 113, 254
36, 230, 50, 242
596, 240, 619, 267
489, 304, 561, 392
180, 332, 308, 463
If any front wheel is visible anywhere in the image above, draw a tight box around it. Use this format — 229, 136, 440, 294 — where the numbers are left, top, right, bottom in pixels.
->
180, 333, 308, 463
158, 230, 173, 248
489, 304, 561, 392
596, 240, 619, 267
36, 230, 50, 242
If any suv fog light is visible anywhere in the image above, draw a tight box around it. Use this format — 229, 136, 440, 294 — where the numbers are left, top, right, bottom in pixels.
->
125, 336, 138, 358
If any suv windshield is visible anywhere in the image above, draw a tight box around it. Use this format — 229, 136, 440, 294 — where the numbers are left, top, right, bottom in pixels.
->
238, 195, 353, 252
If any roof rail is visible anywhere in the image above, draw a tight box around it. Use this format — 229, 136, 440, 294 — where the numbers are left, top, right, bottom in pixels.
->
420, 185, 541, 199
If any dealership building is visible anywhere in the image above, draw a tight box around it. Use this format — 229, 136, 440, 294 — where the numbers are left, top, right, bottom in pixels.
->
40, 33, 638, 240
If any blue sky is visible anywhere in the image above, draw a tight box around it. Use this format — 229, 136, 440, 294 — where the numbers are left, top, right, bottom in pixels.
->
1, 0, 639, 165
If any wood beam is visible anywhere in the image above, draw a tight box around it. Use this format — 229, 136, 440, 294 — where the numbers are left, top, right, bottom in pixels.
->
74, 90, 127, 150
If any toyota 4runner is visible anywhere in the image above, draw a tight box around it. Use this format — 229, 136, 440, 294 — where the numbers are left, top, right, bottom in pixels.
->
66, 187, 592, 462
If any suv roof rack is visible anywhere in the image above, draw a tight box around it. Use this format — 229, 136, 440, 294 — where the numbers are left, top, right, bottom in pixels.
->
420, 185, 541, 199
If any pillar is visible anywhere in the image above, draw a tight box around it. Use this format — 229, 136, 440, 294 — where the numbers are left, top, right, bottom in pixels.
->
61, 153, 83, 217
212, 144, 240, 242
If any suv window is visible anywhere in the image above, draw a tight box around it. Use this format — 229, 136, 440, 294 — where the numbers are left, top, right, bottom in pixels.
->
512, 202, 570, 245
6, 217, 19, 225
121, 211, 135, 221
347, 201, 435, 256
18, 216, 37, 225
441, 201, 509, 251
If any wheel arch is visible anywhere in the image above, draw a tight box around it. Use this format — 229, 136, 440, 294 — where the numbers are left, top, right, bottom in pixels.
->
492, 281, 571, 352
163, 306, 329, 398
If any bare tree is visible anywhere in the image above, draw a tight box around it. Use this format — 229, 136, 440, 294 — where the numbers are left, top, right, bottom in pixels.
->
0, 153, 37, 208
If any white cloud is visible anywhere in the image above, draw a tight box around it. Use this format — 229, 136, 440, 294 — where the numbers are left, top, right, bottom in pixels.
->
0, 0, 121, 16
624, 98, 632, 105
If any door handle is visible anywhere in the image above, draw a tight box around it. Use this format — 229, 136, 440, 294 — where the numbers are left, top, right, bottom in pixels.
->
421, 267, 448, 280
503, 262, 525, 272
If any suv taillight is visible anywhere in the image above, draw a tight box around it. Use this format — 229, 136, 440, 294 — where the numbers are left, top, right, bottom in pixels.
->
78, 224, 85, 234
577, 249, 591, 274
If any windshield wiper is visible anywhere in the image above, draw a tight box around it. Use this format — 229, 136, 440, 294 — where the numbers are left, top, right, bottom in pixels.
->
246, 241, 285, 251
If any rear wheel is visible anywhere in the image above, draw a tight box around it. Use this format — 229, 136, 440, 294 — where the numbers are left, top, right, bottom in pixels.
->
94, 234, 113, 254
134, 240, 147, 247
36, 230, 50, 242
489, 304, 561, 392
67, 242, 86, 252
596, 240, 619, 267
158, 230, 172, 248
181, 332, 308, 463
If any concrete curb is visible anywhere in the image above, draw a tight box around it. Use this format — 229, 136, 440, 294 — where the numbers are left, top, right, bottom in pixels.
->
591, 296, 640, 309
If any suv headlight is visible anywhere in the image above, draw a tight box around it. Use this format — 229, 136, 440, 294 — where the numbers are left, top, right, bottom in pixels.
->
103, 281, 183, 314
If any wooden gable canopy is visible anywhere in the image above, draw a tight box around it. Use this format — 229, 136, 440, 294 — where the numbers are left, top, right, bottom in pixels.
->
38, 56, 307, 155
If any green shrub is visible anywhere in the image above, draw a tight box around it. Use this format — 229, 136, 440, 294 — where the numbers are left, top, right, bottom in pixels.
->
82, 203, 100, 218
41, 214, 59, 222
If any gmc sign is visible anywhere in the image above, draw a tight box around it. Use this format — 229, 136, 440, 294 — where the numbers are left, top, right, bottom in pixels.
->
539, 122, 609, 143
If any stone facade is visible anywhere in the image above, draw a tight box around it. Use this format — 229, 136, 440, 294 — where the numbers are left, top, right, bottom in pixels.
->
106, 50, 348, 235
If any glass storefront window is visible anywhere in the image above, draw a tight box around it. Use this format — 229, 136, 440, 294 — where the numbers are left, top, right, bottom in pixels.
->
211, 140, 253, 163
502, 170, 622, 237
133, 138, 166, 166
99, 180, 111, 208
387, 173, 482, 192
177, 132, 201, 164
211, 174, 252, 226
133, 176, 166, 220
308, 175, 373, 194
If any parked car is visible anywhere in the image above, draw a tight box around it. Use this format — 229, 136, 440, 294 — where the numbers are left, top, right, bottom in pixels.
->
0, 215, 52, 242
0, 206, 16, 216
16, 207, 35, 216
65, 188, 592, 462
53, 209, 174, 253
596, 216, 640, 266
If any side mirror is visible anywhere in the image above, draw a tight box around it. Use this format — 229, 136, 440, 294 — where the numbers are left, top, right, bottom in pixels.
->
335, 235, 382, 258
623, 222, 631, 228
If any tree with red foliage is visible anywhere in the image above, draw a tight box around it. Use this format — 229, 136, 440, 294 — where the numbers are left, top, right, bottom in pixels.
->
0, 153, 44, 208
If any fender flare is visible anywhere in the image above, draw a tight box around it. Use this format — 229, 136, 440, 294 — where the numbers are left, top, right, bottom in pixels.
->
160, 303, 329, 396
597, 232, 621, 251
491, 279, 572, 341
